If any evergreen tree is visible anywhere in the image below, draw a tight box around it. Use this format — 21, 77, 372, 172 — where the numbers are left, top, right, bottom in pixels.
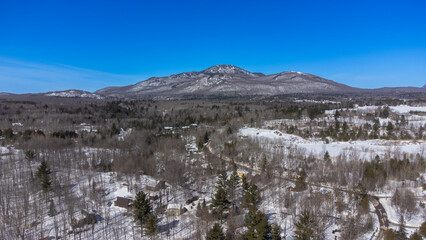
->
227, 166, 240, 210
145, 213, 157, 236
385, 229, 396, 240
203, 131, 210, 144
133, 191, 152, 227
242, 175, 250, 193
334, 110, 340, 120
323, 151, 331, 164
243, 183, 260, 211
36, 160, 51, 192
211, 170, 232, 220
294, 171, 307, 192
420, 221, 426, 237
408, 232, 422, 240
271, 224, 282, 240
210, 185, 231, 220
227, 126, 233, 135
294, 210, 319, 240
340, 216, 359, 240
217, 170, 228, 190
387, 122, 394, 133
206, 223, 226, 240
335, 120, 340, 132
110, 123, 120, 136
244, 210, 271, 240
25, 150, 36, 161
342, 121, 349, 132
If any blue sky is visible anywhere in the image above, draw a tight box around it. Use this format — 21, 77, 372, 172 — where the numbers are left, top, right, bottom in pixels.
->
0, 0, 425, 93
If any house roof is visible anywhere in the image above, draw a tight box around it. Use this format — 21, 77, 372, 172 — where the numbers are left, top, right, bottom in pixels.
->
167, 203, 180, 210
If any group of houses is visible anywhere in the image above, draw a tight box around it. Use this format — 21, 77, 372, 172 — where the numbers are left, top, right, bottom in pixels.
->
113, 180, 186, 216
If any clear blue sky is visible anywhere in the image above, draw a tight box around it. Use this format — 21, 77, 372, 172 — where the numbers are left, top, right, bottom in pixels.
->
1, 0, 425, 93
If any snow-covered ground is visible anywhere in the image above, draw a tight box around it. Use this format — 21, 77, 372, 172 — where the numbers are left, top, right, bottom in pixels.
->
239, 127, 426, 160
0, 145, 214, 240
325, 105, 426, 115
380, 197, 425, 228
45, 90, 104, 99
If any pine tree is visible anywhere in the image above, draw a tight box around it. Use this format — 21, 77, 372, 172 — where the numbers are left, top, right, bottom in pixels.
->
203, 131, 209, 144
133, 191, 152, 227
36, 160, 51, 192
244, 210, 271, 240
242, 175, 250, 193
217, 170, 228, 190
227, 126, 233, 135
243, 183, 259, 211
227, 166, 240, 211
294, 171, 307, 192
420, 221, 426, 237
294, 210, 319, 240
210, 185, 231, 220
334, 110, 340, 120
323, 151, 331, 164
25, 150, 36, 161
385, 229, 396, 240
228, 165, 240, 191
145, 213, 157, 236
110, 123, 120, 136
271, 223, 282, 240
206, 223, 226, 240
408, 232, 422, 240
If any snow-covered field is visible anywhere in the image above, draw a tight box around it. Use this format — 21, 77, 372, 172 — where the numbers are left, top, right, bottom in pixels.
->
325, 105, 426, 115
239, 127, 426, 160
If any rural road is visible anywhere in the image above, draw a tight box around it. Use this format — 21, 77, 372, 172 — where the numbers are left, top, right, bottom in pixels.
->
369, 196, 389, 239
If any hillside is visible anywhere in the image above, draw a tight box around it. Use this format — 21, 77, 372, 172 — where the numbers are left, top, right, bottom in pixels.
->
95, 65, 359, 99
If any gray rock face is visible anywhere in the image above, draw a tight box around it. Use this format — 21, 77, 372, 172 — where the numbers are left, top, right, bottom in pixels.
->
96, 65, 357, 99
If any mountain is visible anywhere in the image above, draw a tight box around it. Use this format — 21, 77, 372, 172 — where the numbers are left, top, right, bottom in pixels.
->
96, 65, 359, 99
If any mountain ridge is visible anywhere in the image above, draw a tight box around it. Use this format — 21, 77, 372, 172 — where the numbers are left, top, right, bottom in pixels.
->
2, 65, 424, 99
95, 65, 360, 99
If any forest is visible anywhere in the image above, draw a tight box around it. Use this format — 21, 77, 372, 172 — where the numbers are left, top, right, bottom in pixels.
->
0, 94, 425, 240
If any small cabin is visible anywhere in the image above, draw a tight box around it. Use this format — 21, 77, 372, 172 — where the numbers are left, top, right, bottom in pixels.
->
114, 197, 133, 209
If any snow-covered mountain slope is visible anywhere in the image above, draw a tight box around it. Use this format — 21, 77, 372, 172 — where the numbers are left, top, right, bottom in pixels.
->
45, 89, 104, 99
95, 65, 359, 99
